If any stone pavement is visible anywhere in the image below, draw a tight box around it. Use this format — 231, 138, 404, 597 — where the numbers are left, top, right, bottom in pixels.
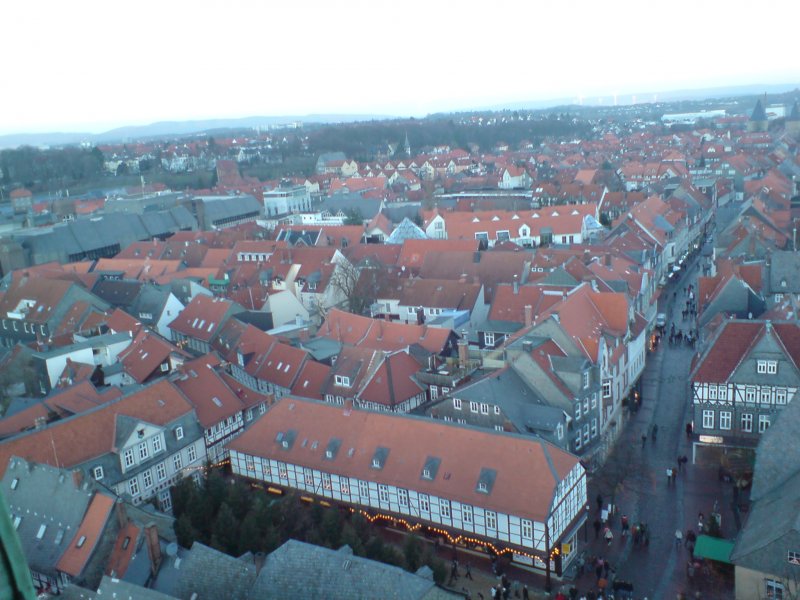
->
568, 255, 737, 600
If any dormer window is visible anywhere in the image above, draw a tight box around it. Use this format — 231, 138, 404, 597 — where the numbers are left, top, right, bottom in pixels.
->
93, 466, 104, 480
175, 426, 184, 440
371, 447, 389, 470
335, 375, 351, 387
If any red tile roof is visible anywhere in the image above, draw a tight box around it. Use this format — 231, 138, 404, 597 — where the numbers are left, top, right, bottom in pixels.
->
0, 379, 194, 479
227, 398, 580, 523
289, 360, 332, 401
168, 295, 238, 342
174, 357, 246, 428
57, 492, 115, 577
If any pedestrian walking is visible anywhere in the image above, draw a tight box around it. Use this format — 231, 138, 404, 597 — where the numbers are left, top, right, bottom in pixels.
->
651, 424, 658, 442
685, 422, 693, 438
677, 456, 684, 471
641, 433, 647, 448
522, 585, 530, 600
698, 513, 705, 532
603, 559, 611, 578
621, 514, 629, 537
465, 562, 473, 580
675, 529, 683, 546
666, 467, 672, 485
449, 559, 459, 584
596, 493, 603, 512
604, 527, 614, 546
593, 518, 602, 539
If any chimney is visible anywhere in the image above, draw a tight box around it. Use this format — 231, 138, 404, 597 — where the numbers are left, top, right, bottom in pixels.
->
115, 497, 128, 529
457, 331, 469, 369
604, 254, 612, 267
343, 399, 353, 416
524, 305, 533, 328
512, 280, 519, 295
145, 522, 162, 577
72, 469, 84, 489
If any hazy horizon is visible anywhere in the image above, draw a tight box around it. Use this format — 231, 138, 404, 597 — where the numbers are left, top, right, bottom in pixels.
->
3, 0, 798, 136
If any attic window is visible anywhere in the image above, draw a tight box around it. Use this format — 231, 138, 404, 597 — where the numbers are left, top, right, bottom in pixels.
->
335, 375, 351, 387
137, 428, 145, 439
175, 426, 184, 440
54, 529, 65, 545
12, 516, 21, 530
76, 535, 86, 548
36, 524, 47, 540
475, 468, 497, 495
371, 447, 389, 470
211, 397, 223, 408
10, 478, 18, 490
421, 456, 441, 481
122, 536, 131, 550
207, 322, 215, 332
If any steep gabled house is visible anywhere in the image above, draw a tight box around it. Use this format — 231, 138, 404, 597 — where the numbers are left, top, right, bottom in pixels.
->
0, 379, 207, 514
1, 458, 117, 594
168, 294, 244, 355
697, 259, 765, 327
319, 347, 426, 413
0, 276, 109, 349
478, 283, 563, 349
174, 356, 247, 462
689, 320, 800, 463
116, 328, 188, 385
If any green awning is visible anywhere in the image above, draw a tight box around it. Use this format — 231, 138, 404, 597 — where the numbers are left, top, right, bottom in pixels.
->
694, 535, 734, 564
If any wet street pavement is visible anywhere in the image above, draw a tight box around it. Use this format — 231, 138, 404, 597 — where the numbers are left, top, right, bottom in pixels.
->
436, 255, 739, 600
569, 256, 737, 600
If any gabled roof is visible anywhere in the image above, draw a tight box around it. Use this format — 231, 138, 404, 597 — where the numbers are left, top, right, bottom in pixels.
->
0, 379, 194, 479
117, 329, 185, 384
168, 294, 240, 342
57, 492, 115, 577
289, 360, 332, 401
357, 351, 425, 408
227, 397, 580, 523
174, 357, 246, 428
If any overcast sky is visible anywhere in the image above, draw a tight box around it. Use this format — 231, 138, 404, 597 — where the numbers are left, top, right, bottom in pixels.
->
3, 0, 797, 135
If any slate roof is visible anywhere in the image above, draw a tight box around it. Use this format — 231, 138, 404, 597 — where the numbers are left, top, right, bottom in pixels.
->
174, 542, 256, 600
1, 457, 97, 579
251, 540, 455, 600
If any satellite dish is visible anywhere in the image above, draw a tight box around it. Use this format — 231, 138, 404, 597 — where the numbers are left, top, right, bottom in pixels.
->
166, 543, 179, 557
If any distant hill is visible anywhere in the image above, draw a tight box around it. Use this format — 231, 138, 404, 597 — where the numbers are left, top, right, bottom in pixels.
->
0, 114, 396, 150
454, 83, 800, 114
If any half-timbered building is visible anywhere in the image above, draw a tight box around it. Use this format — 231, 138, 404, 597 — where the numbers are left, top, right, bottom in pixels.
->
227, 397, 587, 574
690, 320, 800, 463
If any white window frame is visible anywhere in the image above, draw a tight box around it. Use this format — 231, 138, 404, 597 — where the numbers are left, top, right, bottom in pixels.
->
156, 463, 167, 481
143, 469, 153, 489
128, 478, 140, 496
776, 389, 787, 405
159, 490, 172, 512
378, 484, 390, 503
419, 493, 430, 512
123, 448, 135, 468
767, 360, 777, 374
741, 413, 753, 433
583, 372, 590, 389
745, 387, 756, 403
719, 411, 732, 430
358, 480, 369, 498
761, 388, 771, 404
766, 579, 784, 600
470, 401, 478, 413
93, 466, 104, 480
188, 445, 197, 463
757, 360, 767, 374
575, 402, 582, 420
521, 519, 533, 539
702, 410, 714, 429
440, 499, 451, 519
480, 403, 489, 415
484, 332, 495, 348
759, 414, 771, 433
340, 479, 350, 495
462, 505, 473, 523
138, 441, 149, 461
152, 436, 163, 454
453, 398, 462, 410
718, 385, 728, 401
486, 510, 497, 530
494, 405, 501, 415
173, 454, 183, 471
708, 385, 718, 401
398, 488, 408, 507
430, 385, 438, 400
175, 426, 184, 440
